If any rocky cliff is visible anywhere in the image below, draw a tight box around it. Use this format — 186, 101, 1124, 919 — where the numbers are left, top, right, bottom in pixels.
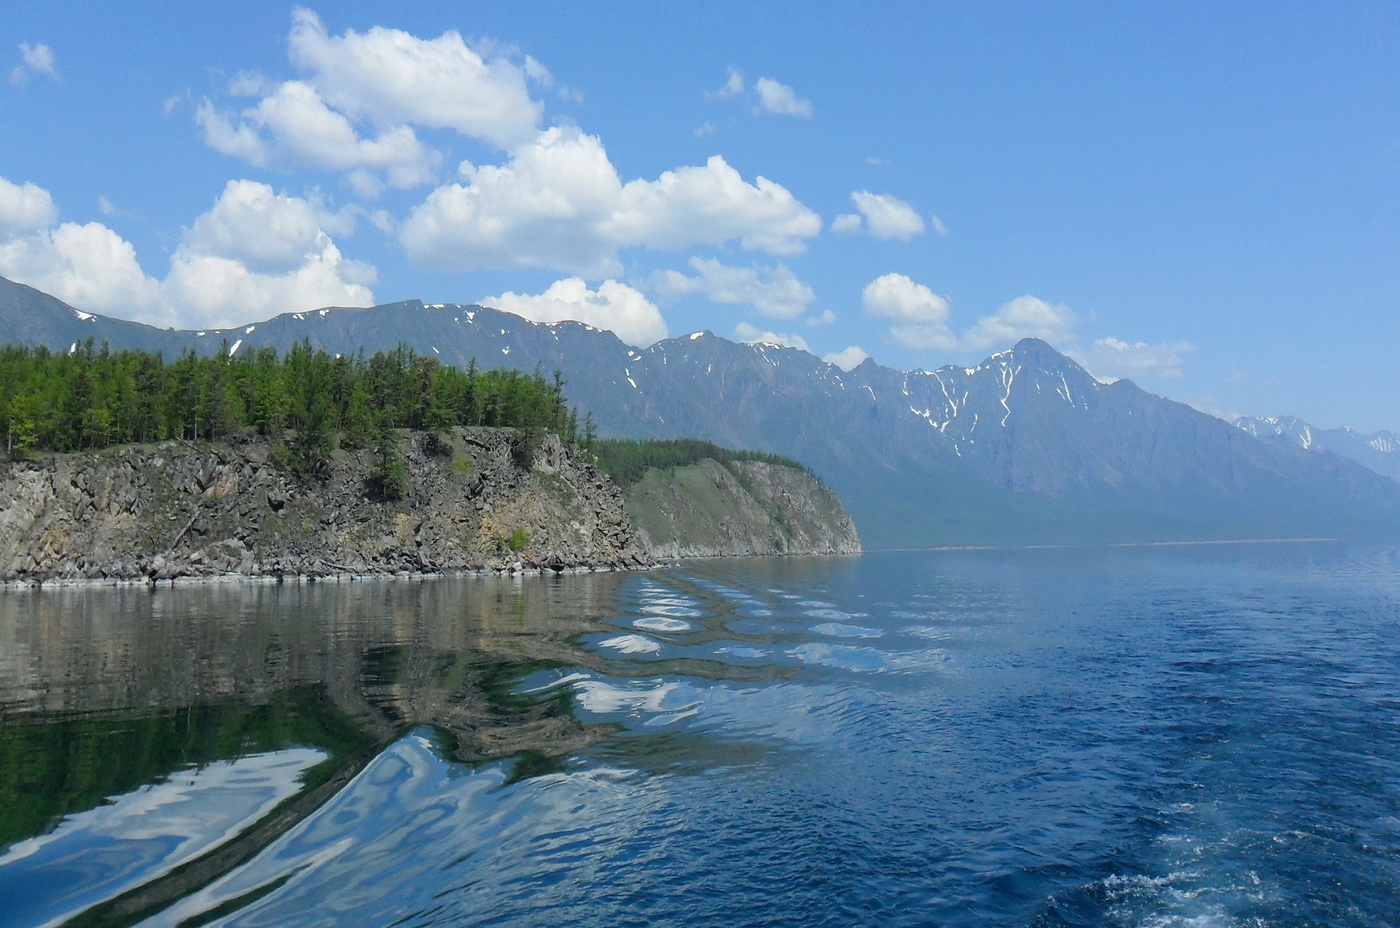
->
0, 428, 647, 584
623, 458, 861, 559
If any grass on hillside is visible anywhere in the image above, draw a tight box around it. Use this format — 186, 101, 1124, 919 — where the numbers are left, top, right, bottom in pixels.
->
589, 438, 814, 488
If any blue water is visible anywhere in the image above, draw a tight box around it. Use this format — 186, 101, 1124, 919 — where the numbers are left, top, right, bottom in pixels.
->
3, 543, 1400, 926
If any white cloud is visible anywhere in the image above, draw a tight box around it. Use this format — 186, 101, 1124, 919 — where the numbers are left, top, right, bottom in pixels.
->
183, 180, 351, 275
858, 270, 1181, 367
0, 177, 58, 234
823, 346, 869, 370
399, 125, 821, 275
754, 77, 812, 118
20, 43, 56, 76
287, 8, 542, 149
0, 221, 162, 316
862, 272, 956, 350
197, 81, 441, 194
165, 180, 375, 326
481, 277, 666, 346
710, 66, 744, 99
831, 213, 862, 234
734, 322, 810, 352
652, 257, 814, 319
962, 295, 1076, 351
10, 42, 56, 85
850, 191, 924, 240
1079, 337, 1195, 380
807, 309, 837, 326
930, 214, 949, 236
522, 55, 553, 89
0, 175, 375, 329
164, 242, 374, 329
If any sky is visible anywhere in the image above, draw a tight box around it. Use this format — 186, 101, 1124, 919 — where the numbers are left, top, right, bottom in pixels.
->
2, 1, 1398, 431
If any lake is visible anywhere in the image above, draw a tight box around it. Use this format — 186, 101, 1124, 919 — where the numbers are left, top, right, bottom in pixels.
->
2, 543, 1398, 926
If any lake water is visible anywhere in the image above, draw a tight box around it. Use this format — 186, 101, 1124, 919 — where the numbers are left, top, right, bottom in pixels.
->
2, 543, 1399, 927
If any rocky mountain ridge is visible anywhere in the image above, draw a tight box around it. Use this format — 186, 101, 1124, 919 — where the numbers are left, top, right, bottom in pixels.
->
1234, 415, 1400, 482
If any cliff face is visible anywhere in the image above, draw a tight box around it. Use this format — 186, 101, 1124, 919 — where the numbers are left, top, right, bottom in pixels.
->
0, 429, 646, 584
623, 459, 862, 559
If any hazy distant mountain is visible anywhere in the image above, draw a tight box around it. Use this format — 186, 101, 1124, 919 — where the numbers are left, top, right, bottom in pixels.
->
4, 275, 1398, 547
1234, 415, 1400, 482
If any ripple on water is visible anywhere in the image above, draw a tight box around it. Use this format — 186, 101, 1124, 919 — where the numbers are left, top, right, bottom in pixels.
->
572, 676, 702, 725
811, 622, 883, 639
596, 634, 662, 655
633, 615, 694, 633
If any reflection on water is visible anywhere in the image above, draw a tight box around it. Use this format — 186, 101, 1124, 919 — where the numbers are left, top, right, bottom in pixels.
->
3, 546, 1400, 927
0, 748, 325, 928
0, 572, 688, 926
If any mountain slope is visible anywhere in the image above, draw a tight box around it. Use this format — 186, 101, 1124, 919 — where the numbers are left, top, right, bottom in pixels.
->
1235, 415, 1400, 482
3, 276, 1397, 547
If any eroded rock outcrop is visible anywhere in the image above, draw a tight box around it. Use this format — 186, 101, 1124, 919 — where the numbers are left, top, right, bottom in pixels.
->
0, 428, 647, 584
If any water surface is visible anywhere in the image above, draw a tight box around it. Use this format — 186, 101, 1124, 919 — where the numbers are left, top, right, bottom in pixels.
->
2, 544, 1398, 926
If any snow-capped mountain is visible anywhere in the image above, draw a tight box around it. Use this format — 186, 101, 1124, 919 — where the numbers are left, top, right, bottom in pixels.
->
1235, 415, 1400, 482
4, 275, 1398, 547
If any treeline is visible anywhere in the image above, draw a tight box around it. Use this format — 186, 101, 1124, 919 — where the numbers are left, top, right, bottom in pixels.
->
590, 438, 812, 487
0, 339, 583, 462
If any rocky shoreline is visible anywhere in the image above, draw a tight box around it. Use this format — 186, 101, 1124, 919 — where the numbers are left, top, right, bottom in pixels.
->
0, 428, 654, 587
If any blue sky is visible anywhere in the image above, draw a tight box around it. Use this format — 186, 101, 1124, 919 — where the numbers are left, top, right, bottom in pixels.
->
2, 2, 1398, 431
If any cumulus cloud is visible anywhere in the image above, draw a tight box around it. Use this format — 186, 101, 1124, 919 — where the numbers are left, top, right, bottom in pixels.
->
399, 125, 821, 275
286, 8, 543, 149
859, 272, 1187, 370
10, 42, 56, 85
0, 221, 162, 316
195, 10, 552, 193
849, 191, 925, 240
862, 272, 956, 350
182, 180, 354, 274
0, 175, 375, 329
823, 346, 869, 370
807, 309, 837, 326
197, 81, 441, 195
167, 180, 374, 326
0, 177, 58, 234
651, 257, 814, 319
481, 277, 666, 346
1078, 337, 1195, 380
962, 295, 1076, 351
734, 321, 810, 352
753, 77, 813, 118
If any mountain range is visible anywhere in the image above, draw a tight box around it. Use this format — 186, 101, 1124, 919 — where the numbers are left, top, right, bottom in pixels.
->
1234, 415, 1400, 482
2, 274, 1397, 548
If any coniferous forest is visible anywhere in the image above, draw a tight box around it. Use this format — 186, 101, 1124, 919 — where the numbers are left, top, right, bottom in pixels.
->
0, 339, 584, 468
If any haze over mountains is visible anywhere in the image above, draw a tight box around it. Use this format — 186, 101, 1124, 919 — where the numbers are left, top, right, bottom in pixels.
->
3, 275, 1397, 548
1234, 415, 1400, 483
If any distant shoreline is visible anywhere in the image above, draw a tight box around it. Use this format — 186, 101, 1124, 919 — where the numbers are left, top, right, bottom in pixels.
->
874, 537, 1346, 553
